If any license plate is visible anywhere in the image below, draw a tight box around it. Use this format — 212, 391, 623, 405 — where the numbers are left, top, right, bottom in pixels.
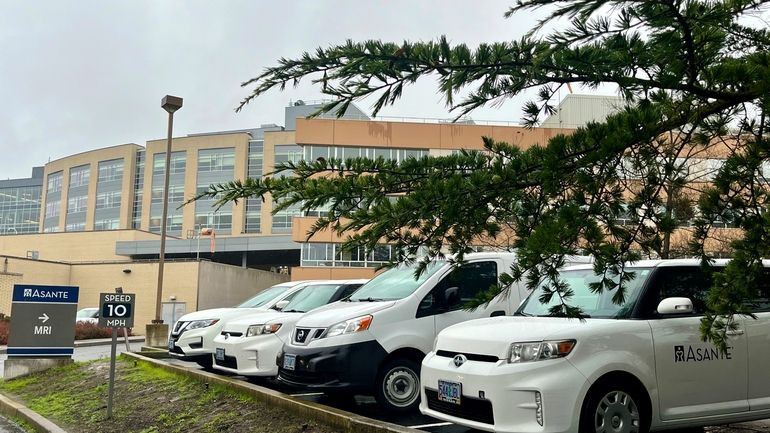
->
215, 348, 225, 361
438, 380, 462, 405
168, 339, 175, 351
283, 354, 296, 371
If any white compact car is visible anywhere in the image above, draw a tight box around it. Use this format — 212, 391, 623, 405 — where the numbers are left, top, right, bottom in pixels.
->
420, 259, 770, 433
276, 252, 592, 411
168, 280, 319, 368
75, 307, 99, 324
211, 279, 367, 377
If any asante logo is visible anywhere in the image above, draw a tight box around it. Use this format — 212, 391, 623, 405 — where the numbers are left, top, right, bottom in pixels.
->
674, 345, 732, 363
23, 289, 32, 297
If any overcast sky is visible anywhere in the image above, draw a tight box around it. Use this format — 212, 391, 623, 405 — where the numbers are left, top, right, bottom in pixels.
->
0, 1, 596, 180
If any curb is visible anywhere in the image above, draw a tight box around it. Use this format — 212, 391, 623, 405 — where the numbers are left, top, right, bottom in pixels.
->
124, 352, 419, 433
0, 393, 68, 433
0, 337, 145, 354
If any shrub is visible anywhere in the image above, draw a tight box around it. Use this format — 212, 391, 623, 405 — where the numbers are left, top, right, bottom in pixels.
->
74, 322, 132, 340
0, 316, 10, 345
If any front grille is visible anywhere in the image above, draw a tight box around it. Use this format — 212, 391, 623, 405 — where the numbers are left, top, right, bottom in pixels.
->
425, 388, 494, 424
436, 350, 499, 363
214, 355, 238, 370
172, 321, 186, 335
294, 328, 311, 343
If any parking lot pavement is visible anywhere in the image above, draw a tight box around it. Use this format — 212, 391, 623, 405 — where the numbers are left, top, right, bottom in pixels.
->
0, 415, 25, 433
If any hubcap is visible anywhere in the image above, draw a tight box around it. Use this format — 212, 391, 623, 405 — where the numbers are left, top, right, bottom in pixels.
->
594, 390, 640, 433
382, 366, 419, 407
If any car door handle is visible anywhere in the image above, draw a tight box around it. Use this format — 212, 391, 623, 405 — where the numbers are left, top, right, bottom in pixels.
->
726, 329, 744, 336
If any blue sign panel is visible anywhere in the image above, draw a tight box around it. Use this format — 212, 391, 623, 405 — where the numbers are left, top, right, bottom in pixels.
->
8, 284, 79, 357
12, 285, 79, 304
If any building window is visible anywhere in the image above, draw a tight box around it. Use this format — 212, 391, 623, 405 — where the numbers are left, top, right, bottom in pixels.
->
151, 185, 185, 204
95, 191, 122, 209
153, 152, 186, 175
149, 214, 183, 233
0, 185, 42, 235
65, 221, 86, 232
67, 195, 88, 214
45, 200, 60, 218
97, 159, 124, 183
69, 165, 90, 188
195, 212, 232, 231
300, 243, 393, 268
94, 218, 120, 231
198, 148, 235, 172
47, 171, 63, 193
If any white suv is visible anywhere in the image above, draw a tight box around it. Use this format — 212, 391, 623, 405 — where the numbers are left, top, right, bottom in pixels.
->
168, 280, 318, 368
211, 279, 367, 377
420, 259, 770, 433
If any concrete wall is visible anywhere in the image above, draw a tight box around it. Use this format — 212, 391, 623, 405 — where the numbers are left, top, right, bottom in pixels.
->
295, 118, 572, 151
68, 261, 201, 331
0, 256, 72, 316
196, 261, 289, 310
290, 266, 378, 281
0, 256, 289, 333
0, 230, 161, 262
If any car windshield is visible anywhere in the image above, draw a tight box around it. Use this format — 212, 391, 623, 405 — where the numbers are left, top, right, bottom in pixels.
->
76, 308, 98, 318
517, 268, 652, 319
236, 285, 293, 308
281, 284, 342, 313
348, 261, 445, 302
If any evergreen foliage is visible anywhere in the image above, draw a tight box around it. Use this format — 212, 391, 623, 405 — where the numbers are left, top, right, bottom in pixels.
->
196, 0, 770, 349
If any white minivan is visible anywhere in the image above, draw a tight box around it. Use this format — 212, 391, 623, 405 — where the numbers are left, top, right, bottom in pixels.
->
276, 252, 592, 411
420, 259, 770, 433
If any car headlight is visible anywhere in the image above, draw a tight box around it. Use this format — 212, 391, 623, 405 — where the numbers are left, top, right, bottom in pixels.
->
186, 319, 220, 330
508, 340, 576, 363
246, 323, 282, 337
324, 315, 373, 338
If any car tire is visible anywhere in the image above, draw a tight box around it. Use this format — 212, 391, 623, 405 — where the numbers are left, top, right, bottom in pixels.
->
374, 358, 421, 412
580, 381, 649, 433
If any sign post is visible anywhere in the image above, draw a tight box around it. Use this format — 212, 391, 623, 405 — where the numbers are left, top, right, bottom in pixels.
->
8, 285, 79, 357
98, 292, 135, 419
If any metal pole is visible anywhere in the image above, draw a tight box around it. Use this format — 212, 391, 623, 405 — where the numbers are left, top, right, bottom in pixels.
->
196, 224, 200, 261
154, 110, 174, 323
107, 327, 118, 419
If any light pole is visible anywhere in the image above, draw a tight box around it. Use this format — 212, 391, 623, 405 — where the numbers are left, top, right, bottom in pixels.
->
149, 95, 182, 344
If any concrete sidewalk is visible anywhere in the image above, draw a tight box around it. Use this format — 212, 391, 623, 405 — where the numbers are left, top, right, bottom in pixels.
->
0, 336, 145, 354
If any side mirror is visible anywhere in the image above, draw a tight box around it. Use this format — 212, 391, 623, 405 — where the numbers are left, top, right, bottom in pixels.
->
273, 300, 290, 311
444, 287, 460, 307
657, 297, 693, 315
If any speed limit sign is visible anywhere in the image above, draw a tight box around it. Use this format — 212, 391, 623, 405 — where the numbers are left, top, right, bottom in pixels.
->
98, 293, 135, 328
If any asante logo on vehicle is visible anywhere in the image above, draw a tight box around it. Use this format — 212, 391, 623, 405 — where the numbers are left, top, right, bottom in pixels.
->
674, 345, 732, 363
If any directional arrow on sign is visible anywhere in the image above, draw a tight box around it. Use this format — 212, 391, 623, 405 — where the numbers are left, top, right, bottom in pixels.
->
38, 313, 49, 323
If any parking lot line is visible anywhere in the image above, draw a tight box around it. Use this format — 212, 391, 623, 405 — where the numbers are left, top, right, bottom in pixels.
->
407, 422, 453, 429
290, 392, 325, 397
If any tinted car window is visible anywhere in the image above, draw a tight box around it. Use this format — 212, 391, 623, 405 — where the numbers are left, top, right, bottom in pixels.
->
418, 261, 498, 317
643, 267, 713, 316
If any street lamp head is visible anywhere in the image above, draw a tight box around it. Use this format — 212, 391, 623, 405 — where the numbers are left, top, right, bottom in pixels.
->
161, 95, 183, 113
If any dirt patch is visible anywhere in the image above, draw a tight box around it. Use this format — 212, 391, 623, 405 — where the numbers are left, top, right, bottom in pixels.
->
1, 357, 341, 433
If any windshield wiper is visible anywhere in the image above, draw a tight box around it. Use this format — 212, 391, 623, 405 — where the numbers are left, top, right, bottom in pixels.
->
353, 297, 386, 302
515, 311, 534, 317
282, 309, 305, 313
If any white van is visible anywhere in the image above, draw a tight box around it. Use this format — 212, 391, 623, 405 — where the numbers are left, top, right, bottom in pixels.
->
169, 280, 319, 368
420, 259, 770, 433
275, 252, 592, 411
